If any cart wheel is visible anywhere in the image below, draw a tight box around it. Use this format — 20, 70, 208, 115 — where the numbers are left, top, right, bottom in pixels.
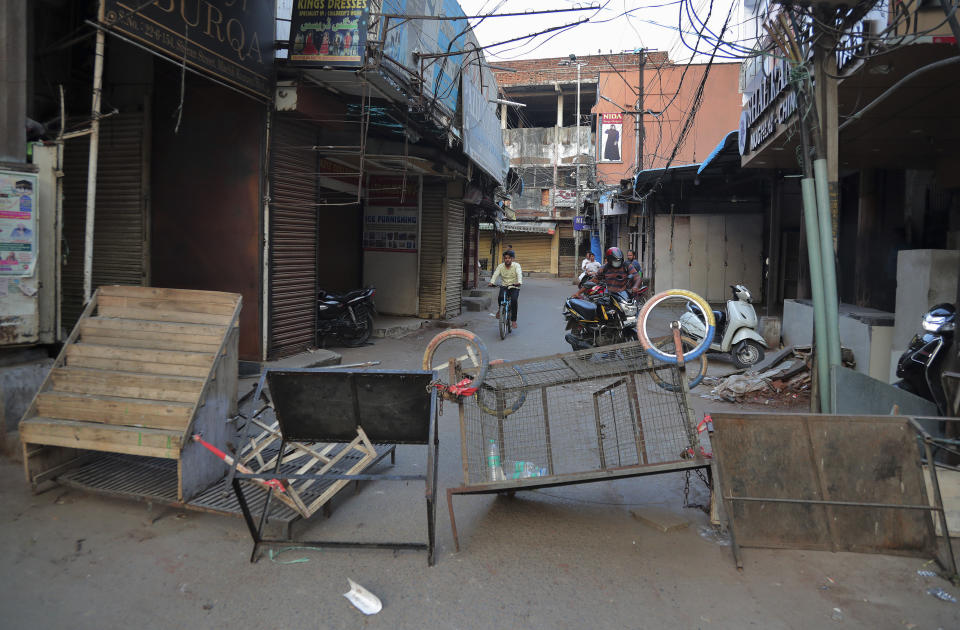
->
648, 334, 708, 392
475, 365, 528, 418
422, 329, 490, 388
637, 289, 715, 364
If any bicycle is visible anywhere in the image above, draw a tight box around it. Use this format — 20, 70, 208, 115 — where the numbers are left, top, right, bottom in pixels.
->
494, 284, 520, 340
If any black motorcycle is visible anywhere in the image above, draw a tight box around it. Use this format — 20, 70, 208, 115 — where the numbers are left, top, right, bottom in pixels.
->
316, 286, 376, 347
895, 303, 956, 415
562, 281, 639, 351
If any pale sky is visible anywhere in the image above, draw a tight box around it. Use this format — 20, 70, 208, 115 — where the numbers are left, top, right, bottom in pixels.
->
457, 0, 746, 64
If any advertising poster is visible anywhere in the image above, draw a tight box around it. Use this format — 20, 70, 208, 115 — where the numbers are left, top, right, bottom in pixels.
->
289, 0, 368, 68
0, 170, 38, 277
598, 113, 623, 163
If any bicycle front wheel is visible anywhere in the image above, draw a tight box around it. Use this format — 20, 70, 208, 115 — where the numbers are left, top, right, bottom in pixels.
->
498, 303, 509, 339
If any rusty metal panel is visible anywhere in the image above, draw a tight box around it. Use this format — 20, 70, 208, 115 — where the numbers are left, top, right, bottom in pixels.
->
711, 412, 936, 557
444, 198, 464, 318
150, 79, 264, 361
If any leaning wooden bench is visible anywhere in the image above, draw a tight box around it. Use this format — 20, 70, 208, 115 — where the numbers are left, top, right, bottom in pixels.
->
19, 286, 240, 501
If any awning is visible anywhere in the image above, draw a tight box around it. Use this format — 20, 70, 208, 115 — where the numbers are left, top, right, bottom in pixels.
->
697, 130, 739, 175
480, 221, 557, 235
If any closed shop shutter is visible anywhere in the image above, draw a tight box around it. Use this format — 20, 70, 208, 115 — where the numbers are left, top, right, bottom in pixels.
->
419, 184, 444, 318
558, 222, 576, 277
505, 233, 552, 273
268, 116, 318, 358
61, 112, 147, 331
444, 199, 464, 318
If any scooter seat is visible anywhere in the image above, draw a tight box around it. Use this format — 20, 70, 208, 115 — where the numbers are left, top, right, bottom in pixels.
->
713, 309, 726, 334
569, 298, 598, 319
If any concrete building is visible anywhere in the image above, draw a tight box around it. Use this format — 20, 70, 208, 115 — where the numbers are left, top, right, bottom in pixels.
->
736, 0, 960, 385
490, 52, 742, 280
0, 1, 510, 437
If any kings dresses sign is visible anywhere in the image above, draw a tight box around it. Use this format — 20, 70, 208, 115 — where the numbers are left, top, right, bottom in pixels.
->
99, 0, 274, 100
289, 0, 368, 68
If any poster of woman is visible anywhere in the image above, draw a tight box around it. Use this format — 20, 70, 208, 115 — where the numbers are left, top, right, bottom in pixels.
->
598, 113, 623, 163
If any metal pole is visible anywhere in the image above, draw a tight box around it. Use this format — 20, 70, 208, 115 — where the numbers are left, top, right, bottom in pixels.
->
575, 61, 581, 234
83, 28, 105, 302
801, 177, 830, 412
814, 158, 842, 372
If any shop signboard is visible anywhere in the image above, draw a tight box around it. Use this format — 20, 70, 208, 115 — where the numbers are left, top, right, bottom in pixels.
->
462, 79, 509, 184
288, 0, 369, 68
99, 0, 274, 100
0, 170, 38, 278
573, 216, 589, 231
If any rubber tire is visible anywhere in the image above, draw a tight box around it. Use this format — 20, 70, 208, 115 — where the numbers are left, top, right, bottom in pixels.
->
476, 366, 528, 418
498, 303, 509, 340
732, 339, 765, 369
637, 289, 715, 364
649, 335, 709, 392
340, 311, 373, 347
421, 328, 490, 388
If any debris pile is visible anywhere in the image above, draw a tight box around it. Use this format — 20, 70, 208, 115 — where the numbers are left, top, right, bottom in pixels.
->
701, 346, 855, 405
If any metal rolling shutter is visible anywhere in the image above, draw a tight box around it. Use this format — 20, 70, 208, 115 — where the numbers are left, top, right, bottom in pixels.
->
61, 113, 147, 331
506, 233, 552, 273
559, 222, 576, 276
418, 184, 444, 318
268, 116, 318, 358
444, 199, 464, 318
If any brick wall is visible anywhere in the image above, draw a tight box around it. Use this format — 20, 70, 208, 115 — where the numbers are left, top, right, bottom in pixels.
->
493, 51, 670, 89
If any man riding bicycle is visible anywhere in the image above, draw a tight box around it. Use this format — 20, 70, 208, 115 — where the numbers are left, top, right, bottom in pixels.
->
489, 249, 522, 328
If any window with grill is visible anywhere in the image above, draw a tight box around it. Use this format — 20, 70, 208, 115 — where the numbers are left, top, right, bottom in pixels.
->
559, 238, 576, 256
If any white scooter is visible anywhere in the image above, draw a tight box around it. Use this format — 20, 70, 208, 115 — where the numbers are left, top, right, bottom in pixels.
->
678, 284, 768, 368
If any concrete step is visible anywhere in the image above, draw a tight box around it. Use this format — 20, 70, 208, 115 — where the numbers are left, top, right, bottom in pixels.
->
461, 296, 492, 311
466, 288, 495, 298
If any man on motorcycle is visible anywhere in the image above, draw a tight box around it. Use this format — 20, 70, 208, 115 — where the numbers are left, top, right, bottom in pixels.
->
489, 250, 522, 328
599, 247, 641, 293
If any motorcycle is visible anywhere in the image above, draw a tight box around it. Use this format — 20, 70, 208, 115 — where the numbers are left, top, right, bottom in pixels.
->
895, 303, 956, 415
562, 281, 640, 351
678, 284, 767, 368
316, 286, 376, 347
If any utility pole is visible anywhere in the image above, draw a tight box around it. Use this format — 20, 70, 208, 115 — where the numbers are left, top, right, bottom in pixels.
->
560, 55, 587, 253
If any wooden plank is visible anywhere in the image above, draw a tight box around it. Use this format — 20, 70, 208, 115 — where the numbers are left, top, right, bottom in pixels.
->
50, 368, 203, 403
706, 215, 726, 302
95, 305, 234, 326
79, 333, 222, 353
20, 417, 181, 459
36, 392, 193, 430
82, 317, 227, 337
65, 356, 211, 378
99, 285, 240, 304
98, 294, 237, 317
68, 343, 214, 366
688, 215, 709, 299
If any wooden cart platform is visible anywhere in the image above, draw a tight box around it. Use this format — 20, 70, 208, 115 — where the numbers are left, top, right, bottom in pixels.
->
19, 286, 241, 502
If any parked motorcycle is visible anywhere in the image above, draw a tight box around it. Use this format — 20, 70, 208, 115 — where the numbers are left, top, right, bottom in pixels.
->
678, 284, 767, 368
895, 303, 956, 415
563, 281, 640, 351
316, 286, 376, 347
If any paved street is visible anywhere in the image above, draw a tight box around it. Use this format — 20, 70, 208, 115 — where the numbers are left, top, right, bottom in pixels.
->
1, 278, 957, 629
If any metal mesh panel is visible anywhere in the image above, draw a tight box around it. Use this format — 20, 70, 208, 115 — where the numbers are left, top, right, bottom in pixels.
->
461, 341, 696, 485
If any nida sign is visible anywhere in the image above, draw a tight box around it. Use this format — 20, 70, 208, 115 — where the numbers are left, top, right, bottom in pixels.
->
738, 56, 798, 156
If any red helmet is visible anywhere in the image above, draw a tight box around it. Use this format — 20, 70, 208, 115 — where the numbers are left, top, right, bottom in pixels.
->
605, 247, 624, 268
